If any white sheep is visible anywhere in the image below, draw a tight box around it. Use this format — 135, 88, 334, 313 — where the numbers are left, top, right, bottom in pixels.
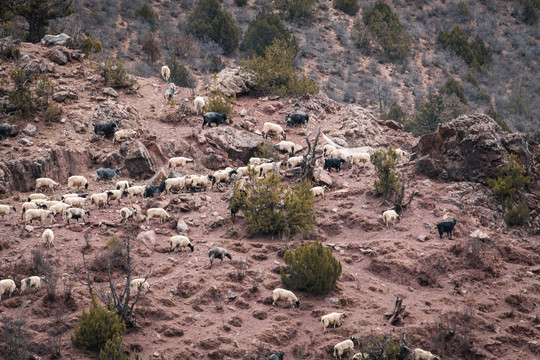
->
146, 208, 171, 224
193, 174, 210, 191
321, 312, 347, 333
413, 348, 440, 360
90, 192, 109, 209
42, 228, 54, 249
194, 96, 205, 113
24, 209, 51, 225
64, 207, 90, 224
310, 186, 326, 198
287, 156, 304, 168
61, 193, 84, 200
113, 129, 139, 144
235, 166, 251, 178
21, 202, 40, 219
272, 288, 300, 308
323, 144, 337, 157
64, 196, 87, 208
27, 193, 48, 201
381, 209, 399, 228
275, 140, 297, 155
35, 177, 60, 192
395, 148, 407, 160
67, 175, 89, 190
125, 185, 146, 199
347, 153, 371, 169
20, 276, 44, 294
210, 169, 235, 189
49, 202, 72, 217
0, 279, 16, 300
329, 149, 344, 159
334, 337, 356, 360
161, 65, 170, 81
257, 162, 278, 178
168, 156, 194, 169
106, 189, 123, 204
115, 180, 132, 191
248, 157, 273, 166
0, 204, 16, 219
169, 235, 194, 253
120, 207, 138, 223
130, 278, 150, 293
40, 200, 62, 209
165, 177, 186, 194
262, 122, 286, 140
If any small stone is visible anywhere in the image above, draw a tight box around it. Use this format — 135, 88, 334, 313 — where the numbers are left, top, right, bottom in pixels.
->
228, 291, 237, 299
153, 352, 160, 358
417, 235, 428, 242
25, 225, 34, 233
18, 138, 33, 146
23, 124, 37, 137
329, 298, 339, 304
228, 306, 236, 311
176, 220, 189, 235
103, 87, 119, 97
212, 212, 219, 216
240, 108, 247, 117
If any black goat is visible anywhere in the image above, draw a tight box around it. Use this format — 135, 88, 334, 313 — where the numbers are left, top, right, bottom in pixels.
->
93, 122, 117, 138
324, 158, 346, 173
96, 168, 120, 180
437, 219, 457, 239
0, 124, 15, 141
268, 353, 283, 360
144, 181, 166, 198
202, 112, 227, 128
286, 113, 309, 126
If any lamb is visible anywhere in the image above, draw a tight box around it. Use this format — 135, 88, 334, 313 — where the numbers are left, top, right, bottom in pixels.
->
106, 189, 123, 204
321, 312, 347, 333
164, 84, 175, 102
168, 156, 194, 169
146, 208, 171, 224
28, 193, 48, 202
268, 353, 283, 360
194, 96, 205, 113
381, 209, 399, 228
35, 177, 60, 192
90, 192, 109, 209
436, 219, 457, 239
115, 180, 132, 191
164, 177, 186, 194
275, 141, 297, 155
286, 113, 309, 126
144, 181, 166, 198
64, 196, 87, 208
67, 175, 89, 190
262, 122, 286, 140
64, 208, 90, 224
413, 348, 440, 360
42, 228, 54, 249
0, 279, 16, 300
334, 337, 356, 360
113, 129, 139, 144
0, 204, 16, 219
346, 153, 371, 169
130, 278, 150, 293
161, 65, 170, 81
208, 247, 232, 268
49, 202, 72, 217
169, 235, 194, 253
202, 112, 227, 128
125, 185, 146, 199
24, 209, 51, 225
249, 157, 273, 166
20, 276, 44, 294
272, 288, 300, 308
323, 144, 337, 158
120, 207, 138, 223
93, 122, 117, 138
96, 168, 120, 181
324, 158, 346, 173
287, 156, 304, 168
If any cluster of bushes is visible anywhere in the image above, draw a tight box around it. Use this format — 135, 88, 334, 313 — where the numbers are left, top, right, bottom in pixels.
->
437, 25, 492, 71
333, 0, 360, 16
519, 0, 539, 25
274, 0, 316, 20
135, 2, 158, 24
202, 76, 235, 119
141, 33, 161, 63
92, 56, 136, 88
167, 56, 196, 88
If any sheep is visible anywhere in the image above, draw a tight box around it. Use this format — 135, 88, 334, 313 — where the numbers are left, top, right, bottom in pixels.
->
24, 209, 51, 225
35, 177, 60, 192
194, 96, 205, 113
67, 175, 89, 190
164, 84, 175, 102
286, 113, 309, 126
42, 228, 54, 249
106, 189, 123, 204
120, 207, 138, 223
64, 196, 87, 208
130, 278, 150, 293
49, 202, 72, 217
113, 129, 140, 144
262, 122, 286, 140
272, 288, 300, 308
437, 219, 457, 239
21, 202, 40, 219
192, 174, 210, 191
329, 149, 344, 159
208, 247, 232, 268
168, 156, 194, 169
287, 156, 304, 168
125, 185, 146, 199
115, 180, 132, 191
0, 279, 16, 300
20, 276, 44, 294
61, 193, 87, 201
321, 312, 347, 333
381, 209, 399, 228
346, 153, 371, 169
275, 141, 297, 155
202, 112, 227, 128
96, 168, 120, 181
165, 177, 186, 194
324, 158, 346, 173
0, 124, 14, 142
235, 166, 250, 178
161, 65, 170, 81
27, 193, 48, 202
90, 192, 109, 209
268, 353, 283, 360
64, 208, 90, 224
144, 181, 166, 198
146, 208, 171, 224
209, 169, 235, 189
323, 144, 337, 158
395, 148, 407, 159
249, 157, 273, 166
258, 162, 278, 178
334, 337, 356, 360
0, 204, 16, 219
413, 348, 440, 360
169, 235, 194, 253
93, 122, 117, 138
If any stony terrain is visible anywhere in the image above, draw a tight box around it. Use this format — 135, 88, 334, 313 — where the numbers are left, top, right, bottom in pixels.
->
0, 41, 539, 360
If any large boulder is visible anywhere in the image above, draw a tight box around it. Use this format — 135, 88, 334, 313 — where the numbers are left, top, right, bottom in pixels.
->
124, 140, 156, 180
41, 33, 72, 47
203, 67, 255, 97
202, 126, 263, 164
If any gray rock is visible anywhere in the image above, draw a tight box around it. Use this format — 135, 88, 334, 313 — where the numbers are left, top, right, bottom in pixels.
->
137, 230, 156, 249
17, 138, 33, 146
48, 48, 68, 65
23, 124, 37, 137
41, 33, 72, 47
103, 87, 119, 98
203, 126, 263, 164
202, 67, 255, 97
176, 220, 189, 235
470, 229, 490, 241
124, 140, 156, 180
52, 91, 69, 102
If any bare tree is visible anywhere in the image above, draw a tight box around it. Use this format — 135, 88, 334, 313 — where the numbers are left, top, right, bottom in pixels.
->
300, 127, 322, 181
393, 173, 418, 213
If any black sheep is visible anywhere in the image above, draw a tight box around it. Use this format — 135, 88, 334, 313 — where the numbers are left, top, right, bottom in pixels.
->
202, 112, 227, 128
93, 122, 117, 138
437, 219, 457, 239
208, 247, 232, 268
286, 113, 309, 126
0, 124, 14, 141
96, 168, 120, 180
324, 158, 346, 173
144, 181, 166, 198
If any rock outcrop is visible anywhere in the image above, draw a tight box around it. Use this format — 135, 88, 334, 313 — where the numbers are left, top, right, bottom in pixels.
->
202, 126, 263, 164
124, 140, 156, 180
41, 33, 72, 47
203, 67, 255, 97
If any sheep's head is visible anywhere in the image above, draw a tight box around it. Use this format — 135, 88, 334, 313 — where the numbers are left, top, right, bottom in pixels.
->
295, 299, 300, 307
341, 313, 347, 318
188, 243, 194, 252
225, 252, 232, 260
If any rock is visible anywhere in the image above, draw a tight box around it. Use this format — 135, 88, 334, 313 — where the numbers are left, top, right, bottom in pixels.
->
41, 33, 72, 47
103, 87, 119, 98
22, 124, 37, 137
48, 48, 68, 65
240, 108, 247, 117
470, 229, 490, 241
202, 67, 255, 97
228, 291, 237, 299
210, 216, 225, 228
313, 168, 333, 186
202, 126, 263, 164
417, 235, 429, 242
176, 220, 189, 235
124, 140, 156, 180
137, 230, 156, 249
52, 91, 69, 102
25, 225, 34, 233
17, 138, 33, 146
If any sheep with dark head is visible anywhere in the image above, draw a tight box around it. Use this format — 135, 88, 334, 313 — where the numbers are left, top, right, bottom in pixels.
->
208, 247, 231, 267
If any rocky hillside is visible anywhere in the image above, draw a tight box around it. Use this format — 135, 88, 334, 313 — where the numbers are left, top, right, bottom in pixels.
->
0, 38, 539, 360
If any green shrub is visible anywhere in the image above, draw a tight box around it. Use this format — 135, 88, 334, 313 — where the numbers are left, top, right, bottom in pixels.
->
245, 38, 319, 97
141, 33, 161, 63
439, 77, 468, 105
234, 0, 248, 6
187, 0, 242, 54
487, 106, 511, 133
8, 66, 33, 114
35, 73, 54, 105
99, 335, 128, 360
254, 141, 280, 160
380, 103, 406, 124
204, 54, 225, 73
333, 0, 360, 16
240, 11, 298, 58
284, 179, 317, 236
43, 101, 62, 122
0, 40, 20, 60
358, 331, 403, 360
274, 0, 316, 20
505, 202, 530, 226
135, 2, 158, 24
437, 25, 492, 71
281, 240, 342, 294
488, 154, 530, 208
80, 33, 103, 56
168, 56, 195, 88
71, 295, 126, 352
456, 1, 470, 17
370, 147, 401, 199
520, 0, 539, 25
92, 56, 136, 88
363, 1, 411, 62
464, 72, 478, 87
203, 76, 235, 120
405, 92, 466, 136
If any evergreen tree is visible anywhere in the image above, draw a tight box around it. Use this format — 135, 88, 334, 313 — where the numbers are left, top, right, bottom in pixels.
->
439, 77, 468, 105
370, 147, 401, 199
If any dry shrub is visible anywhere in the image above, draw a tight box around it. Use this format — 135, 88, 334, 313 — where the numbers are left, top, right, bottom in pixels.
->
430, 308, 477, 359
416, 255, 448, 287
228, 316, 242, 327
505, 294, 534, 313
252, 310, 267, 320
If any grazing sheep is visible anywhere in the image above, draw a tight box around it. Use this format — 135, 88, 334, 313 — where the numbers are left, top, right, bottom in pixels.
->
165, 177, 186, 194
161, 65, 170, 81
0, 204, 16, 219
130, 278, 150, 293
324, 158, 346, 173
272, 288, 300, 308
208, 247, 232, 268
20, 276, 44, 294
28, 193, 48, 202
262, 122, 286, 140
169, 235, 194, 253
209, 169, 236, 189
42, 228, 54, 249
257, 162, 280, 178
323, 144, 337, 158
275, 141, 297, 155
192, 174, 210, 191
38, 200, 62, 209
146, 208, 171, 224
90, 192, 109, 209
35, 177, 60, 192
115, 180, 132, 191
24, 209, 51, 225
194, 96, 205, 112
287, 156, 304, 168
168, 156, 194, 169
437, 219, 457, 239
96, 168, 120, 181
164, 84, 175, 102
286, 113, 309, 126
21, 202, 41, 219
64, 196, 87, 208
382, 209, 399, 228
347, 153, 371, 169
0, 124, 14, 142
67, 175, 88, 190
249, 157, 273, 166
202, 112, 227, 128
120, 207, 138, 223
49, 202, 72, 217
235, 166, 250, 178
334, 337, 356, 360
321, 312, 347, 333
106, 189, 123, 204
64, 208, 90, 224
310, 186, 326, 198
125, 185, 146, 199
113, 129, 139, 144
144, 181, 166, 198
0, 279, 16, 300
413, 348, 440, 360
61, 193, 87, 201
329, 149, 344, 159
93, 122, 117, 138
269, 353, 283, 360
